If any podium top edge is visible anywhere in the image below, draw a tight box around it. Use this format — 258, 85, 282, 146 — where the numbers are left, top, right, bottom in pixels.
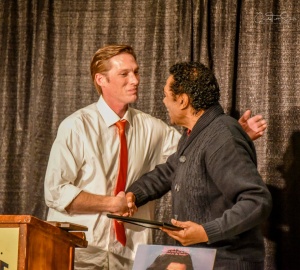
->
0, 215, 38, 224
0, 215, 88, 247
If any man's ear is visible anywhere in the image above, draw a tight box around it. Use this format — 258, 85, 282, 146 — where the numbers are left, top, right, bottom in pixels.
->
179, 94, 190, 109
95, 73, 107, 88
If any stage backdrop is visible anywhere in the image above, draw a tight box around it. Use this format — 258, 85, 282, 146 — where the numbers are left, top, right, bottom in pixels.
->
1, 1, 299, 269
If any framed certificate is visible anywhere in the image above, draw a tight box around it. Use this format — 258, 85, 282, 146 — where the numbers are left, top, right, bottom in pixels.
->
107, 214, 183, 231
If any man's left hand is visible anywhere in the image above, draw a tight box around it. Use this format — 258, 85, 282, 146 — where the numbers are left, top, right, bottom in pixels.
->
161, 219, 208, 246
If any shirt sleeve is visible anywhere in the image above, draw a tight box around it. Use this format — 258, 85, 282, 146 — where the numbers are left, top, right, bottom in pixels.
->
44, 119, 84, 213
159, 125, 181, 163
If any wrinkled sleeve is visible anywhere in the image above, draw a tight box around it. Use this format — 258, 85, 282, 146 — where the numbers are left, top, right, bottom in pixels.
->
44, 119, 84, 213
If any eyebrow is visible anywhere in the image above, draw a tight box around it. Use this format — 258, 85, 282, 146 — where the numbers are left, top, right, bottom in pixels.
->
118, 67, 139, 72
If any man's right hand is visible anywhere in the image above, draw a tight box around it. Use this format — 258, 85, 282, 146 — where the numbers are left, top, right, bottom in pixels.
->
238, 110, 267, 140
112, 191, 130, 215
125, 192, 138, 217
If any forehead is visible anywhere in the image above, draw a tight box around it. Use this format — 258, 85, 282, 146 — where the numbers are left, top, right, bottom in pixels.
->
108, 53, 138, 70
167, 262, 186, 270
165, 75, 174, 89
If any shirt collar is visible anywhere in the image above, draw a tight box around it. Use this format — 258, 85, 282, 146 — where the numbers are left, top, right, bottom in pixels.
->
96, 95, 133, 127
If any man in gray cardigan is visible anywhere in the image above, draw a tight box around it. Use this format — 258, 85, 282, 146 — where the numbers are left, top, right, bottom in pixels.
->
126, 62, 272, 270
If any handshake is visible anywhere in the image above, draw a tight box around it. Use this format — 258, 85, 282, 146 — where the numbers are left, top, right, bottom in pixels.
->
111, 191, 137, 217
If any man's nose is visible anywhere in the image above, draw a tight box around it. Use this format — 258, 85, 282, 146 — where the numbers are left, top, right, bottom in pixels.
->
130, 73, 139, 85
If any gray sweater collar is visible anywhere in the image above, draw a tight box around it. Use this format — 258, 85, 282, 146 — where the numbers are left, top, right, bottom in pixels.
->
178, 103, 224, 156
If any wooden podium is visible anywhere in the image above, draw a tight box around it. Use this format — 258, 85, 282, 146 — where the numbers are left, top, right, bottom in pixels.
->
0, 215, 88, 270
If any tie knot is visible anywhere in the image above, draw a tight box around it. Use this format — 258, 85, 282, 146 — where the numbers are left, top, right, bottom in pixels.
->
115, 120, 127, 132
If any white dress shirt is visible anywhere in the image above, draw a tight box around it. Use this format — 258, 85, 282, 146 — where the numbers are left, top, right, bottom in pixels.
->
44, 95, 181, 265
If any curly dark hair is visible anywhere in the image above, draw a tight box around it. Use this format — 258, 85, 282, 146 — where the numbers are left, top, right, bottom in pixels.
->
169, 62, 220, 112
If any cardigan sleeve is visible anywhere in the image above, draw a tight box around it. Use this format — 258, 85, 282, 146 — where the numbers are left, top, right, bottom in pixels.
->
126, 152, 178, 207
202, 136, 272, 244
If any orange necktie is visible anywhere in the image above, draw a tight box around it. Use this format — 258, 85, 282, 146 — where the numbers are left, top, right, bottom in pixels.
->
114, 120, 128, 246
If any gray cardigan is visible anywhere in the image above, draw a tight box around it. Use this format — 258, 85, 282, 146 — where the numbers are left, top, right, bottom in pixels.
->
127, 104, 272, 269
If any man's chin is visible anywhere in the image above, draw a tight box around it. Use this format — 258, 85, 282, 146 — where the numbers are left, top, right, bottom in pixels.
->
128, 95, 138, 104
167, 117, 175, 126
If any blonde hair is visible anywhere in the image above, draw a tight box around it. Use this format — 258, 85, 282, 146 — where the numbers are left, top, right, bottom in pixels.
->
90, 44, 137, 94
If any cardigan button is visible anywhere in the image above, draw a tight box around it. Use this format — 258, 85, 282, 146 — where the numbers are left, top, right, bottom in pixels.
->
179, 156, 186, 163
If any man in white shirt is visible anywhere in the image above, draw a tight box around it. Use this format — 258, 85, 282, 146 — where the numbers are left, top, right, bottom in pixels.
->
44, 44, 267, 269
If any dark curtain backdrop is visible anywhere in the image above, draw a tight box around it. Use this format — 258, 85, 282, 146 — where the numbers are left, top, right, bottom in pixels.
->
1, 1, 300, 269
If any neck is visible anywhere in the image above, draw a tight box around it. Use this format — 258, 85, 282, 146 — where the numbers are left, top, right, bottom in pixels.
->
113, 105, 128, 118
102, 95, 128, 118
183, 109, 205, 130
